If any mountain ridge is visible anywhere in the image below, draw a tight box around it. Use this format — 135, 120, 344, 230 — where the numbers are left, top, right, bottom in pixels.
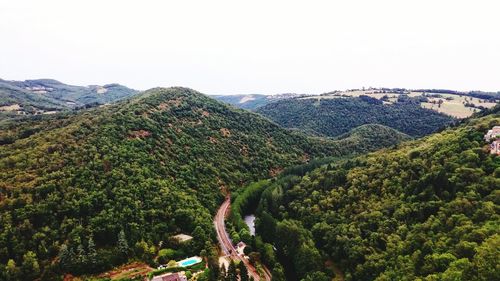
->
253, 105, 500, 280
0, 78, 138, 120
0, 87, 410, 279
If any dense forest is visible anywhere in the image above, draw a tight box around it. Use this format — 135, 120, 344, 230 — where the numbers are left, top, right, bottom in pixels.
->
0, 87, 409, 280
256, 95, 454, 137
252, 106, 500, 280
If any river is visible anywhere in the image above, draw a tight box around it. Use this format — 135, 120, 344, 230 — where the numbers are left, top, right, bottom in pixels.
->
244, 214, 256, 235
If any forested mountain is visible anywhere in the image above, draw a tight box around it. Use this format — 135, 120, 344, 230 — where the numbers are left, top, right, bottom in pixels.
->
253, 106, 500, 280
0, 79, 137, 120
256, 96, 454, 137
0, 87, 408, 280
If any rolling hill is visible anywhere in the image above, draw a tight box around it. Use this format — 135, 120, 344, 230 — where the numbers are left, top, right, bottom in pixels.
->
252, 106, 500, 280
0, 87, 408, 279
0, 79, 138, 120
256, 95, 455, 137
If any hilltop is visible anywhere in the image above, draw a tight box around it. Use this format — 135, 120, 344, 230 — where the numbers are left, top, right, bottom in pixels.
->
0, 79, 138, 121
0, 87, 408, 279
256, 95, 455, 137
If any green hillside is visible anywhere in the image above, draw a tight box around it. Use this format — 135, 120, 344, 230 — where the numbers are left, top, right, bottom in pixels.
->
253, 107, 500, 280
0, 87, 408, 280
256, 95, 454, 137
0, 79, 137, 121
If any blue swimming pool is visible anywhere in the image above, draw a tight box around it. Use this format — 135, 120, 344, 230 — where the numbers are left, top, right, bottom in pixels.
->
178, 257, 201, 267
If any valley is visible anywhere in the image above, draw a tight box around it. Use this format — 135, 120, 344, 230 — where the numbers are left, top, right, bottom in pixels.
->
214, 195, 271, 281
2, 1, 499, 280
212, 88, 499, 119
0, 85, 498, 281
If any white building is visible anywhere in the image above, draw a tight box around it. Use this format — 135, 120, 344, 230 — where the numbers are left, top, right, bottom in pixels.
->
484, 126, 500, 142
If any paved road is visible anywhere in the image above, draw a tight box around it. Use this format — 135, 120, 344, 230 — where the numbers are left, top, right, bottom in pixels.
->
214, 195, 272, 281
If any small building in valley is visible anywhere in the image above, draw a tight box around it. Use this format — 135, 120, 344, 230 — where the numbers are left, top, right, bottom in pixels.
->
484, 126, 500, 142
484, 126, 500, 155
171, 234, 193, 243
236, 241, 246, 255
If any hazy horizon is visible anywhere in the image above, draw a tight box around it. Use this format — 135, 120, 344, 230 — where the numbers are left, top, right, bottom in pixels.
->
1, 0, 499, 95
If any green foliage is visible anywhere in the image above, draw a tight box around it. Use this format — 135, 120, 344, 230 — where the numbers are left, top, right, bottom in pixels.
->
238, 260, 249, 281
117, 230, 129, 258
472, 234, 500, 281
256, 96, 454, 137
227, 260, 238, 281
157, 248, 176, 264
87, 236, 98, 272
230, 180, 270, 232
2, 87, 406, 279
0, 79, 138, 122
6, 259, 20, 280
271, 264, 286, 281
301, 271, 329, 281
256, 110, 500, 280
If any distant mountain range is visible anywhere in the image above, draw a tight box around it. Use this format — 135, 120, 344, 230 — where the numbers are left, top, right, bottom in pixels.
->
256, 95, 455, 138
0, 79, 138, 119
211, 93, 301, 110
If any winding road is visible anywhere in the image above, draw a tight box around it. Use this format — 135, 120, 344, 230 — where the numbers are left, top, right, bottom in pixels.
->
214, 195, 272, 281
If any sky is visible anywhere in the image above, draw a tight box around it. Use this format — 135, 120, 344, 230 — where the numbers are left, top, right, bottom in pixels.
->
1, 0, 499, 95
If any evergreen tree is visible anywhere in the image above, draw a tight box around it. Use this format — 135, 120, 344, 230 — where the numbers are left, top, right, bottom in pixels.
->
227, 260, 237, 281
58, 244, 74, 272
238, 261, 249, 281
301, 271, 329, 281
117, 230, 129, 257
193, 226, 209, 251
271, 264, 286, 281
6, 259, 20, 281
21, 251, 40, 280
87, 235, 98, 272
76, 242, 87, 273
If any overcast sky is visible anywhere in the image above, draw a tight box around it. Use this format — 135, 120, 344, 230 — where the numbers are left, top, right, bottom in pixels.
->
1, 0, 499, 94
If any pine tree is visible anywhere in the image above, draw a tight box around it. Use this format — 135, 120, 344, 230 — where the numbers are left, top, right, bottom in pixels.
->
59, 244, 74, 271
87, 235, 98, 272
76, 242, 87, 273
238, 261, 249, 281
227, 260, 237, 281
271, 264, 286, 281
117, 230, 129, 257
